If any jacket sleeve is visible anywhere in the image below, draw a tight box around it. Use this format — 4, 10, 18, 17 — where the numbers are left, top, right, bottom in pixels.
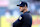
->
13, 19, 22, 27
13, 15, 23, 27
21, 14, 32, 27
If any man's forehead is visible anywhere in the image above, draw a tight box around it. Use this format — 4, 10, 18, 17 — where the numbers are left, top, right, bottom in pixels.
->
20, 6, 21, 7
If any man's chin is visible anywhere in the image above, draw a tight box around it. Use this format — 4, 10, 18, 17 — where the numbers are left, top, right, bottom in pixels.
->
20, 11, 23, 12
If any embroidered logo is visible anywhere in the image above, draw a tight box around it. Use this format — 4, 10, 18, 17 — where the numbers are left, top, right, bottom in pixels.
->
19, 16, 22, 20
20, 2, 22, 4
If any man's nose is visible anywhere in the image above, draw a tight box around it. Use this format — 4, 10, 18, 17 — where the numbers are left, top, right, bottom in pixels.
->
19, 7, 21, 9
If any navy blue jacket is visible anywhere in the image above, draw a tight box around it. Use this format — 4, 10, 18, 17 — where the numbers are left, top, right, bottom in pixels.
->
13, 11, 32, 27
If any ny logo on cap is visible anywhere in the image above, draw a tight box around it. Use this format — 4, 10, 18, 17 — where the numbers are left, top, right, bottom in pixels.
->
20, 2, 22, 4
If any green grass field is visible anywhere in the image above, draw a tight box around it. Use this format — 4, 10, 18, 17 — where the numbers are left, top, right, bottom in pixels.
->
1, 15, 40, 27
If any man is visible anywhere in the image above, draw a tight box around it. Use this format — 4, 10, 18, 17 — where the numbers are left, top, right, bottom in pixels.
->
13, 1, 32, 27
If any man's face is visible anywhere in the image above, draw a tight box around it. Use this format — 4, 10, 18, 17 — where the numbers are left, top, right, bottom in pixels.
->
19, 6, 27, 12
19, 6, 25, 12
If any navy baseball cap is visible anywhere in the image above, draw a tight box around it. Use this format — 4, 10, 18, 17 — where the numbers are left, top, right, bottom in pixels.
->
17, 1, 28, 7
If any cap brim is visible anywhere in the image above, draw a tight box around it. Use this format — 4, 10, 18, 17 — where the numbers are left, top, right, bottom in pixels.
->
17, 5, 24, 7
17, 5, 20, 6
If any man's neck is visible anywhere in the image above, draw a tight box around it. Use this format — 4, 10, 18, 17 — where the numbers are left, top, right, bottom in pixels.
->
23, 9, 28, 13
